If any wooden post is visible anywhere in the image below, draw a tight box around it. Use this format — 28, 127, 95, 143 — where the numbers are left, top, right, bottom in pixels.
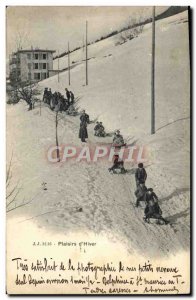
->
55, 111, 60, 162
58, 50, 60, 83
86, 21, 88, 85
151, 6, 155, 134
68, 42, 70, 85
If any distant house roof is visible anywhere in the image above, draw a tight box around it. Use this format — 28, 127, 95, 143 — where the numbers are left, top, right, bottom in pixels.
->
14, 49, 56, 54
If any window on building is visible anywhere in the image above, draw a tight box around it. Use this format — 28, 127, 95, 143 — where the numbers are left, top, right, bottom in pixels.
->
42, 73, 47, 80
34, 53, 39, 60
34, 63, 39, 69
43, 53, 47, 59
27, 53, 31, 59
43, 63, 47, 69
28, 63, 31, 69
34, 73, 41, 80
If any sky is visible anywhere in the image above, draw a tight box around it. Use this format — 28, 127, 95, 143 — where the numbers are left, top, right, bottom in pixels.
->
6, 6, 169, 56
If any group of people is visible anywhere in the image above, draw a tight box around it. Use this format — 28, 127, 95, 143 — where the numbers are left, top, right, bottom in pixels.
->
79, 111, 108, 142
78, 108, 126, 146
43, 87, 77, 115
134, 163, 168, 224
51, 99, 167, 225
108, 157, 167, 224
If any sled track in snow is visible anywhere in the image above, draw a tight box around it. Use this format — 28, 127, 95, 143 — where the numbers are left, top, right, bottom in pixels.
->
44, 106, 190, 256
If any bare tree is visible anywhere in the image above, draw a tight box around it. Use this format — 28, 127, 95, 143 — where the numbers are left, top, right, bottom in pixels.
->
14, 23, 32, 51
17, 82, 41, 110
8, 78, 41, 110
6, 151, 39, 213
116, 15, 145, 45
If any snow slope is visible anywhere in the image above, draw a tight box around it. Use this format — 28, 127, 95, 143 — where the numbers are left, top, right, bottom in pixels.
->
7, 10, 190, 258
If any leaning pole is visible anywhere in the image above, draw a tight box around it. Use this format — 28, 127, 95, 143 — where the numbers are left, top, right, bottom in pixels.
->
151, 6, 155, 134
86, 20, 88, 86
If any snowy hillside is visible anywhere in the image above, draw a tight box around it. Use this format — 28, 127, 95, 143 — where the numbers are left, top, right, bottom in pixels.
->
7, 10, 190, 258
47, 11, 189, 137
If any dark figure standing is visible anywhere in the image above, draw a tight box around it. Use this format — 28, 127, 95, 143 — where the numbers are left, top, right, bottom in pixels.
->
47, 88, 52, 105
79, 110, 90, 142
70, 91, 75, 104
43, 87, 48, 103
135, 163, 147, 187
65, 88, 71, 103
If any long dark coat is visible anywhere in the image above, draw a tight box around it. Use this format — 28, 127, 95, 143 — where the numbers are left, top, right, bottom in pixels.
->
79, 113, 90, 140
135, 167, 147, 184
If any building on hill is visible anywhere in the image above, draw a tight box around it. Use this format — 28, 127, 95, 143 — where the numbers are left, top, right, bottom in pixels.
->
9, 48, 56, 84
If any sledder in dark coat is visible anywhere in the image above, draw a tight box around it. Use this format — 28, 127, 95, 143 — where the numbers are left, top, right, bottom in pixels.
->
94, 122, 100, 136
144, 188, 168, 224
98, 122, 105, 137
135, 163, 147, 187
135, 183, 147, 207
108, 155, 126, 174
112, 130, 125, 147
79, 110, 90, 142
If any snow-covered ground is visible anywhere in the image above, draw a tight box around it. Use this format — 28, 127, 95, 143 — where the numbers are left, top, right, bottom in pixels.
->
7, 10, 190, 258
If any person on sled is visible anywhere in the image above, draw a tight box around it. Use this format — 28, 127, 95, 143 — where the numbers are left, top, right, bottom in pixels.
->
94, 122, 105, 137
79, 110, 90, 142
98, 122, 106, 137
94, 122, 100, 136
135, 163, 147, 188
108, 154, 126, 174
112, 130, 125, 147
144, 188, 168, 224
67, 103, 77, 116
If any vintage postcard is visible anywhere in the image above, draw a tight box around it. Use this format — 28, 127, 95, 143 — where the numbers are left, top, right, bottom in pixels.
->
6, 6, 191, 295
